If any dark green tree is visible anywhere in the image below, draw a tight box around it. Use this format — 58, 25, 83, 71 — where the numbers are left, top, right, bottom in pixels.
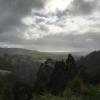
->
49, 60, 67, 95
34, 58, 54, 94
66, 54, 77, 80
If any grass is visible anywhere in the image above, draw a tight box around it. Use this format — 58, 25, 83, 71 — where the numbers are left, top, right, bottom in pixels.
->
0, 69, 11, 76
32, 95, 100, 100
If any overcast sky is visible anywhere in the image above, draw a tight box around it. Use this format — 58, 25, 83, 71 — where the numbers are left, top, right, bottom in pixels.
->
0, 0, 100, 52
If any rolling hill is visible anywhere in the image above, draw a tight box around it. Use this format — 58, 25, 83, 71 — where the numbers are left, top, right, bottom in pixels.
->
0, 47, 85, 61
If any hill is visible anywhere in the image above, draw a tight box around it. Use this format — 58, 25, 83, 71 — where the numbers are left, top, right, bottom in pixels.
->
0, 48, 33, 56
79, 50, 100, 79
0, 48, 85, 61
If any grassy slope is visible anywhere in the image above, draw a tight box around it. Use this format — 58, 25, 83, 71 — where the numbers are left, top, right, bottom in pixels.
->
0, 48, 83, 60
0, 69, 11, 76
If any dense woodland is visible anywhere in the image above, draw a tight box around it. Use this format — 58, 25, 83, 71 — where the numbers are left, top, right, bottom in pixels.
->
0, 48, 100, 100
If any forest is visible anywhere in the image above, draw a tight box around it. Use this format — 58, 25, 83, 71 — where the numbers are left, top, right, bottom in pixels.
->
0, 48, 100, 100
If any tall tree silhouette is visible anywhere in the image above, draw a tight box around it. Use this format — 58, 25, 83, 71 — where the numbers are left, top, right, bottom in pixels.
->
34, 58, 54, 94
66, 54, 77, 80
49, 60, 67, 95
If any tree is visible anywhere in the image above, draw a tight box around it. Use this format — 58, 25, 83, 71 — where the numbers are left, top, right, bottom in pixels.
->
34, 58, 54, 94
66, 54, 77, 80
12, 81, 33, 100
49, 60, 67, 95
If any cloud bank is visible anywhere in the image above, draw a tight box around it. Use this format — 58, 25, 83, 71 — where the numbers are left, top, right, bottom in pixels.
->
0, 0, 100, 52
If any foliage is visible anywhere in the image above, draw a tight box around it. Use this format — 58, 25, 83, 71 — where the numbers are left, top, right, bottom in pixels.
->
0, 69, 11, 76
0, 51, 100, 100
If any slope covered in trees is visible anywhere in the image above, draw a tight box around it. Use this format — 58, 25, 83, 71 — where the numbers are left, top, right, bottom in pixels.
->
78, 51, 100, 83
0, 50, 100, 100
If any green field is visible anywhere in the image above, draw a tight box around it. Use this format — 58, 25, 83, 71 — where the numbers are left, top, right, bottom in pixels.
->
0, 69, 11, 76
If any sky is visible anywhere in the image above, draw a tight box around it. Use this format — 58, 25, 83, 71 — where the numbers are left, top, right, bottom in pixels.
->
0, 0, 100, 52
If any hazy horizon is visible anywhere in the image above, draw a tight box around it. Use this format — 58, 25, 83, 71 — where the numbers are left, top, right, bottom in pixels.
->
0, 46, 95, 55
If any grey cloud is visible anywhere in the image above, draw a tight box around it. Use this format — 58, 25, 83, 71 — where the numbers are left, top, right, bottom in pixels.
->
56, 9, 70, 19
27, 33, 100, 51
0, 0, 100, 52
0, 31, 23, 43
33, 12, 47, 18
55, 0, 98, 19
0, 0, 46, 34
71, 0, 97, 15
35, 18, 45, 24
1, 32, 100, 51
38, 25, 48, 32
